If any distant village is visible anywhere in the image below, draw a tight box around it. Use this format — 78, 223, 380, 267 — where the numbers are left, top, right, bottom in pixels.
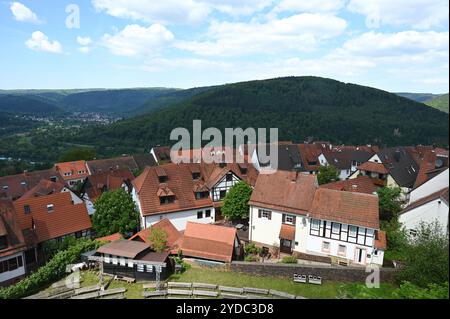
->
0, 141, 448, 288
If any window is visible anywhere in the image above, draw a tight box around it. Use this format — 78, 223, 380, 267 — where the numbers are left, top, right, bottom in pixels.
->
205, 210, 211, 218
8, 258, 18, 271
47, 204, 54, 213
104, 254, 110, 263
311, 219, 320, 230
158, 176, 168, 183
75, 232, 82, 239
349, 226, 358, 238
283, 214, 296, 225
0, 236, 7, 250
258, 209, 272, 220
24, 205, 31, 215
332, 223, 341, 234
226, 173, 233, 182
146, 265, 153, 273
160, 196, 175, 205
128, 259, 134, 268
197, 211, 203, 219
50, 176, 57, 182
192, 172, 201, 180
338, 245, 347, 256
195, 191, 209, 200
322, 241, 330, 253
219, 190, 227, 199
137, 264, 144, 272
2, 185, 8, 190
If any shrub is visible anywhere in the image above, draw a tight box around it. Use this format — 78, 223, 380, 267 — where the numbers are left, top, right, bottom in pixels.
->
0, 239, 100, 299
148, 228, 168, 253
244, 243, 261, 256
280, 256, 298, 264
244, 255, 259, 262
394, 281, 449, 299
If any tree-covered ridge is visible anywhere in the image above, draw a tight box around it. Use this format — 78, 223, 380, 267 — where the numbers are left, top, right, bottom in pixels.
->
426, 93, 449, 113
72, 76, 449, 152
0, 94, 66, 115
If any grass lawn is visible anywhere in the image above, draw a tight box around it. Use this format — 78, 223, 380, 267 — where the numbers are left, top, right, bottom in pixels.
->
73, 267, 397, 299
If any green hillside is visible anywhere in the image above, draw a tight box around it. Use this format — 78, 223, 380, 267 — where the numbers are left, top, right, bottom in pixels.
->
426, 94, 449, 113
68, 77, 449, 156
0, 94, 65, 115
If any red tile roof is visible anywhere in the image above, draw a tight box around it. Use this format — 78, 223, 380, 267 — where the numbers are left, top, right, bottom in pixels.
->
19, 180, 67, 200
179, 222, 237, 262
298, 144, 322, 171
83, 168, 134, 201
311, 188, 380, 229
132, 162, 258, 217
13, 192, 92, 243
0, 168, 64, 200
375, 230, 387, 250
129, 219, 182, 253
357, 162, 389, 175
249, 171, 318, 215
279, 224, 296, 240
55, 161, 89, 181
96, 233, 123, 242
321, 175, 378, 195
0, 199, 27, 258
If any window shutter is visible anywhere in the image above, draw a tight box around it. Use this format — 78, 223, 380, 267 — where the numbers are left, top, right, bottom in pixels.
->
282, 214, 286, 223
293, 216, 297, 225
268, 212, 272, 220
258, 210, 262, 218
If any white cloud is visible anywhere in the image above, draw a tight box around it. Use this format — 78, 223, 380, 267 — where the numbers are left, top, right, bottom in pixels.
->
77, 36, 92, 46
102, 24, 174, 56
274, 0, 345, 13
175, 13, 348, 56
10, 2, 41, 24
204, 0, 274, 16
92, 0, 210, 25
347, 0, 449, 29
140, 57, 233, 72
78, 47, 91, 54
25, 31, 62, 54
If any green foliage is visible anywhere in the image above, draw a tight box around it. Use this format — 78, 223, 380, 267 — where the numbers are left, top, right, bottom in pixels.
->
58, 147, 97, 162
398, 221, 449, 287
0, 239, 100, 299
244, 255, 259, 262
221, 181, 253, 221
393, 281, 449, 299
381, 215, 408, 254
317, 165, 340, 185
148, 228, 168, 253
42, 236, 78, 259
280, 256, 298, 264
377, 187, 404, 220
338, 283, 398, 299
244, 242, 262, 256
425, 93, 449, 113
172, 256, 191, 273
92, 188, 140, 237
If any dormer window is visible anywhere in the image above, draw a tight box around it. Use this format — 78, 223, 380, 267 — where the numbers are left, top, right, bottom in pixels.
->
192, 172, 201, 180
21, 182, 27, 186
160, 196, 175, 205
50, 176, 57, 182
159, 176, 168, 183
0, 236, 7, 250
47, 204, 54, 213
195, 191, 209, 200
24, 205, 31, 215
226, 173, 233, 182
2, 186, 8, 190
156, 167, 168, 183
238, 163, 248, 175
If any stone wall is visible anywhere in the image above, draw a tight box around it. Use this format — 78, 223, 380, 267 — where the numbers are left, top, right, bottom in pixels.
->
230, 261, 399, 283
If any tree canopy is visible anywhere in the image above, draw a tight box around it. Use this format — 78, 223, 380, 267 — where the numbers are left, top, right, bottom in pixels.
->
317, 165, 340, 185
221, 181, 253, 221
92, 188, 140, 237
148, 228, 168, 253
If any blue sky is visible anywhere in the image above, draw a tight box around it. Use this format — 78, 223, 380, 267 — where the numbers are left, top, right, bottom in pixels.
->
0, 0, 448, 93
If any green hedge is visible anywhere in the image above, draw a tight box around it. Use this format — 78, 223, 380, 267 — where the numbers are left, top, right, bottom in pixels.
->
0, 239, 100, 299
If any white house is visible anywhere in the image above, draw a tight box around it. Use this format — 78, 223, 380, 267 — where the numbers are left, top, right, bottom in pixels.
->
132, 162, 258, 231
408, 168, 449, 204
399, 188, 449, 235
249, 170, 385, 266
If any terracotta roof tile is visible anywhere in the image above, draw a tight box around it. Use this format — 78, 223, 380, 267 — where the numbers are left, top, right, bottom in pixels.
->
0, 199, 27, 258
55, 161, 89, 181
311, 188, 379, 229
129, 218, 182, 252
279, 224, 296, 240
320, 175, 378, 195
82, 168, 134, 201
357, 162, 389, 175
249, 171, 318, 215
96, 233, 123, 242
179, 222, 237, 262
13, 192, 92, 243
19, 180, 66, 200
375, 230, 387, 250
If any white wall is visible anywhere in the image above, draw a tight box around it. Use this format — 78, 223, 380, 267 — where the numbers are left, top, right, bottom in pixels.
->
143, 207, 215, 231
0, 252, 26, 284
399, 199, 449, 233
409, 169, 449, 204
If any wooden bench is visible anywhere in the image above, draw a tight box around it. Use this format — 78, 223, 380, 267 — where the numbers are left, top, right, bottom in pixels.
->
168, 282, 192, 289
221, 293, 247, 299
269, 290, 296, 299
168, 289, 193, 296
192, 283, 217, 290
116, 276, 135, 284
74, 285, 101, 296
143, 290, 168, 298
100, 288, 127, 297
218, 286, 244, 294
192, 290, 218, 298
243, 287, 269, 295
71, 291, 100, 299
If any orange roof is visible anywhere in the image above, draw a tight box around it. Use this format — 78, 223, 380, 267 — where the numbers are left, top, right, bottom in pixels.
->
311, 188, 380, 229
320, 175, 378, 195
249, 171, 318, 215
279, 224, 296, 241
129, 219, 182, 252
83, 168, 134, 201
132, 162, 258, 217
375, 230, 387, 250
96, 233, 123, 242
179, 222, 237, 262
13, 192, 92, 243
55, 161, 89, 181
298, 144, 322, 171
19, 180, 67, 200
357, 162, 389, 175
0, 199, 27, 258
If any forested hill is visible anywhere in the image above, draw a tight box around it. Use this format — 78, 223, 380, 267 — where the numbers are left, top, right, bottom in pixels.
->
69, 77, 449, 155
0, 94, 65, 115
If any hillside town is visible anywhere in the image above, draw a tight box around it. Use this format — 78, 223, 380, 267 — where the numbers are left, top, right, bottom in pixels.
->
1, 141, 448, 298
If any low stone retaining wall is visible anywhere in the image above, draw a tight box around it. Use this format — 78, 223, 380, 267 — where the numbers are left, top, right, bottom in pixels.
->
230, 262, 399, 283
